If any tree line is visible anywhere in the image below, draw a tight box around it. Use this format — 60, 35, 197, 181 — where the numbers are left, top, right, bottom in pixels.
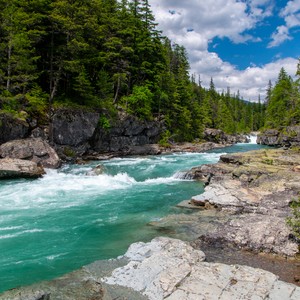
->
1, 0, 292, 142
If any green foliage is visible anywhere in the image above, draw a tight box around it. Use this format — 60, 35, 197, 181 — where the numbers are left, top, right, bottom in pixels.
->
121, 85, 153, 120
287, 197, 300, 240
98, 115, 111, 130
0, 0, 270, 139
158, 130, 171, 148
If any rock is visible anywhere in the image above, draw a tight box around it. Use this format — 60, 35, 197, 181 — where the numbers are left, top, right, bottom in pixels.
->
86, 164, 105, 176
0, 158, 45, 179
257, 126, 300, 147
91, 112, 164, 153
182, 148, 300, 256
204, 128, 250, 144
102, 237, 206, 300
102, 237, 300, 300
51, 109, 100, 147
0, 138, 61, 169
0, 113, 29, 144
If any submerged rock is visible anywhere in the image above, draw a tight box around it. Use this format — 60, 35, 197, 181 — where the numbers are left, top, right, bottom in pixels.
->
0, 158, 45, 179
86, 164, 105, 176
0, 138, 61, 169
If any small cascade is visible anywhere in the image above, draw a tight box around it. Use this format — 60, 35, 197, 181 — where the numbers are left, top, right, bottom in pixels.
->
249, 135, 257, 144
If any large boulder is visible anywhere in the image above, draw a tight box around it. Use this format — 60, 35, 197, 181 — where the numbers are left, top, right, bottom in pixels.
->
0, 158, 45, 179
0, 138, 61, 168
0, 114, 29, 144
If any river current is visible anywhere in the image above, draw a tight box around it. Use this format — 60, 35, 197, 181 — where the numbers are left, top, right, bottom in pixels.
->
0, 139, 263, 292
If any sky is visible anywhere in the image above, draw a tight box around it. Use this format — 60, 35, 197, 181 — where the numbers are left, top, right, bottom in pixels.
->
148, 0, 300, 101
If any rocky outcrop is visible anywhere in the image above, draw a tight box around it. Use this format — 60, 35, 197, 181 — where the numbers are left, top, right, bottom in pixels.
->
0, 158, 45, 179
102, 237, 300, 300
181, 148, 300, 256
91, 112, 164, 154
204, 128, 250, 144
0, 138, 61, 168
0, 114, 29, 144
257, 126, 300, 147
51, 109, 100, 147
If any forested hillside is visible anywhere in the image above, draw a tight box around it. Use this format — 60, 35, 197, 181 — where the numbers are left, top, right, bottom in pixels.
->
0, 0, 275, 142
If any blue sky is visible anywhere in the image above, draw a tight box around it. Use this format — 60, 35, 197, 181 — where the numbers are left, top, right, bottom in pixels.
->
149, 0, 300, 101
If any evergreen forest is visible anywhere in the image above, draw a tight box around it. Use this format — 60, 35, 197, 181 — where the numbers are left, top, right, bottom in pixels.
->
0, 0, 299, 141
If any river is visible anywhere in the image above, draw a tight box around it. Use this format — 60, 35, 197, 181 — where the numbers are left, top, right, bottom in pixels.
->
0, 140, 264, 293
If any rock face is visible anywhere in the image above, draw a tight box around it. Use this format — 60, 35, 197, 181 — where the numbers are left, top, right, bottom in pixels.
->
204, 128, 250, 144
0, 114, 29, 144
183, 148, 300, 256
51, 109, 100, 147
0, 138, 61, 168
257, 126, 300, 147
91, 112, 164, 154
0, 158, 45, 178
102, 237, 300, 300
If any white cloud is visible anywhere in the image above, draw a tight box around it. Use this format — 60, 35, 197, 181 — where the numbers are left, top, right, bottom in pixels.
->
149, 0, 298, 101
268, 0, 300, 47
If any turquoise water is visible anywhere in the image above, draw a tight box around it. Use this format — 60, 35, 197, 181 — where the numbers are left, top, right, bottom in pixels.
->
0, 141, 264, 292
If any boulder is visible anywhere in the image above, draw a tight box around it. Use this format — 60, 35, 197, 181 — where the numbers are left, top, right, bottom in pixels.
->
0, 114, 29, 144
0, 138, 61, 169
86, 164, 105, 176
0, 158, 45, 179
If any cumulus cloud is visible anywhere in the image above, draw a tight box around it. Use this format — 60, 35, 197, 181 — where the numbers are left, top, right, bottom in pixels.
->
268, 0, 300, 47
149, 0, 298, 101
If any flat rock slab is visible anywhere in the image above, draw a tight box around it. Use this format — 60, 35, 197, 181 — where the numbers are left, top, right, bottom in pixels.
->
102, 237, 300, 300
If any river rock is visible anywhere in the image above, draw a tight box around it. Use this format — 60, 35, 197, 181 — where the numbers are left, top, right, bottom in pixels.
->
102, 237, 300, 300
0, 158, 45, 179
0, 113, 29, 144
86, 164, 105, 176
0, 138, 61, 168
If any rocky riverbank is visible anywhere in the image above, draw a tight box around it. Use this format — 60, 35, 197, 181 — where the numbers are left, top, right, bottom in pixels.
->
176, 148, 300, 257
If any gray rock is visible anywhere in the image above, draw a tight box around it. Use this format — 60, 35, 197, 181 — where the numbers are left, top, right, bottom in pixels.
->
257, 126, 300, 147
86, 164, 105, 176
204, 128, 250, 144
0, 138, 61, 169
91, 112, 164, 153
0, 114, 29, 144
0, 158, 45, 179
51, 109, 99, 146
102, 237, 300, 300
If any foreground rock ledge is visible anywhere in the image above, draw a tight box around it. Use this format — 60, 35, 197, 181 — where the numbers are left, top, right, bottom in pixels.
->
102, 237, 300, 300
1, 237, 299, 300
